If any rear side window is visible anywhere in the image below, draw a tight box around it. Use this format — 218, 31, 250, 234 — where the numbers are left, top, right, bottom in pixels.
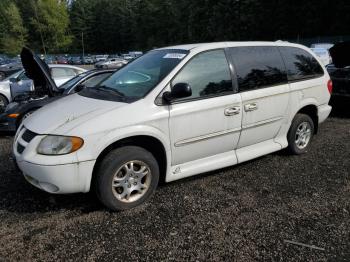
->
230, 46, 288, 92
279, 47, 324, 81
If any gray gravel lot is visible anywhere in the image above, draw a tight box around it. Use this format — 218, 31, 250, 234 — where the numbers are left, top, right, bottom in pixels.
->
0, 114, 349, 261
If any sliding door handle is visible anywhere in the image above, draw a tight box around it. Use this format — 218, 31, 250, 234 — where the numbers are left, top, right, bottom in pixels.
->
244, 103, 258, 112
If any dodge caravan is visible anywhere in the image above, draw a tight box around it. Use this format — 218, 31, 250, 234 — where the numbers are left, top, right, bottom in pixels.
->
14, 43, 332, 211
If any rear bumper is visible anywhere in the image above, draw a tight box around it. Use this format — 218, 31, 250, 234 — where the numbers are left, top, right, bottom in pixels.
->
318, 104, 332, 124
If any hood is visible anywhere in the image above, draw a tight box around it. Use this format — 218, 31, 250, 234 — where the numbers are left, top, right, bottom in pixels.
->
23, 93, 126, 134
20, 47, 59, 96
329, 42, 350, 68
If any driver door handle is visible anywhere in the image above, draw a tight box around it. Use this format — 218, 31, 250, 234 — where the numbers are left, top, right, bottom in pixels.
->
224, 106, 240, 116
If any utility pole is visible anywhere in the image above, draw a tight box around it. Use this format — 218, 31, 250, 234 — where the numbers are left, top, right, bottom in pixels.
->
82, 32, 85, 64
33, 2, 46, 56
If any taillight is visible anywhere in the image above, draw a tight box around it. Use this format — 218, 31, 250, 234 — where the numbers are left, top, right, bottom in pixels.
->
327, 79, 333, 94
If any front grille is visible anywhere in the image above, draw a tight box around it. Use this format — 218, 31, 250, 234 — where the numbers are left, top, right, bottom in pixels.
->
17, 143, 25, 154
22, 129, 37, 143
15, 128, 38, 155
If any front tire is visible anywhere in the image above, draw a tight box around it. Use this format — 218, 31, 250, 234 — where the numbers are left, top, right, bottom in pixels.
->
95, 146, 159, 211
287, 113, 315, 155
0, 95, 8, 113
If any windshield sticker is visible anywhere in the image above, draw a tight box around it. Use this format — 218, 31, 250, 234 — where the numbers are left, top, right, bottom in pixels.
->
163, 53, 186, 59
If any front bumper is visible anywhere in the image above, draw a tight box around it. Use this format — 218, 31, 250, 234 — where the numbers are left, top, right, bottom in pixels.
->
13, 126, 96, 194
0, 112, 17, 133
17, 159, 95, 194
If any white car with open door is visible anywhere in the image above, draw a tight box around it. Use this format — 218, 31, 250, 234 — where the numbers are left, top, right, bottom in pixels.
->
14, 42, 332, 211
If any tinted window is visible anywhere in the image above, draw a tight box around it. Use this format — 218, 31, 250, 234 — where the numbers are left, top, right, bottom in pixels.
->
279, 47, 324, 81
172, 50, 232, 100
230, 46, 288, 92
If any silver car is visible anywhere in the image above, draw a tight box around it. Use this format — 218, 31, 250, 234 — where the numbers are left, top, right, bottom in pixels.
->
0, 65, 86, 111
94, 58, 128, 69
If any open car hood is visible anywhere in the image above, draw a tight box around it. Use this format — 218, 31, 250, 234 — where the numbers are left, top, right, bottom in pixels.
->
329, 42, 350, 68
20, 47, 59, 96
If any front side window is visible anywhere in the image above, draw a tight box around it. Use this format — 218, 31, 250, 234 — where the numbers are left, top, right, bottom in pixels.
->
171, 50, 233, 100
279, 47, 324, 81
81, 49, 189, 102
230, 46, 288, 92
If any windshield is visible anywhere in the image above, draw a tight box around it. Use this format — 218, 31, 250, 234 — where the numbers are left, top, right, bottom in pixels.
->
82, 49, 188, 101
2, 70, 23, 82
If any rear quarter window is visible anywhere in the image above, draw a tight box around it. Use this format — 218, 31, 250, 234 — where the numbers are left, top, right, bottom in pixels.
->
279, 47, 324, 81
230, 46, 288, 92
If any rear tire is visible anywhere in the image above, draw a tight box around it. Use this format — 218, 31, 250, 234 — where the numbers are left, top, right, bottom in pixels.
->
95, 146, 159, 211
287, 113, 315, 155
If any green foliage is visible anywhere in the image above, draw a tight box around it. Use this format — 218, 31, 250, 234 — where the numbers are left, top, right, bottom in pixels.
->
0, 0, 27, 56
30, 0, 72, 53
1, 0, 350, 54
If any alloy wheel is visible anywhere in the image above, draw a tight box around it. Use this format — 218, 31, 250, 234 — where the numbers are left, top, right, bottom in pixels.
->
111, 160, 151, 203
295, 122, 312, 149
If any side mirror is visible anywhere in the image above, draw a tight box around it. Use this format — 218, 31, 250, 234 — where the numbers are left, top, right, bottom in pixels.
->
9, 78, 17, 83
163, 83, 192, 103
74, 84, 85, 92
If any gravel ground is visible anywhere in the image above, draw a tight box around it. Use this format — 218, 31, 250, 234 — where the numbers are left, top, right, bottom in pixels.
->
0, 113, 349, 261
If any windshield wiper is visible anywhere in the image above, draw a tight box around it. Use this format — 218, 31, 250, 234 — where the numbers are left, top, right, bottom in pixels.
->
96, 85, 126, 98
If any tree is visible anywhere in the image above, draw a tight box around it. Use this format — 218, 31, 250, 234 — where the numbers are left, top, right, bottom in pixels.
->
0, 1, 27, 56
30, 0, 72, 53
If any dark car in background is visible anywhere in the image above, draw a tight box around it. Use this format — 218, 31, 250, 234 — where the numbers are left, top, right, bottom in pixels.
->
0, 58, 23, 81
327, 64, 350, 98
56, 56, 69, 64
69, 56, 83, 65
0, 48, 115, 134
327, 42, 350, 100
82, 56, 94, 64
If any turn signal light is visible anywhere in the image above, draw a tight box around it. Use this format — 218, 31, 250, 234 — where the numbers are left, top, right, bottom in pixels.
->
8, 113, 20, 118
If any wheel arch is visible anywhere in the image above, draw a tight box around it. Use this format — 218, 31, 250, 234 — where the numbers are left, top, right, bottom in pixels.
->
91, 135, 169, 188
0, 93, 9, 105
295, 104, 319, 134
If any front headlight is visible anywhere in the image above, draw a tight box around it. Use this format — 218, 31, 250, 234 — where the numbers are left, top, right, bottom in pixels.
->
37, 135, 84, 155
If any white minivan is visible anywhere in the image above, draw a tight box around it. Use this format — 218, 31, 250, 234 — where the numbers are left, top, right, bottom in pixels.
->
14, 42, 332, 211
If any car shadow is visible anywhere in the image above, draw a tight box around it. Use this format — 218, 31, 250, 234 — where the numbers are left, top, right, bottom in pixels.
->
0, 160, 106, 214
